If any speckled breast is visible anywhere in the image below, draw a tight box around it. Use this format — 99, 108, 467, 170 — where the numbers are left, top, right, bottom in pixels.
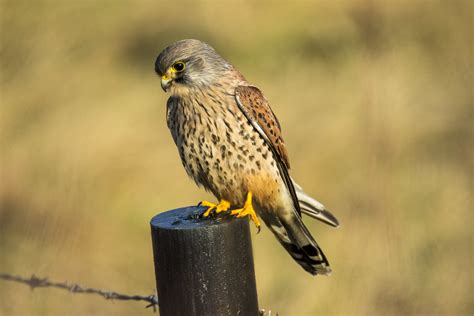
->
166, 90, 281, 206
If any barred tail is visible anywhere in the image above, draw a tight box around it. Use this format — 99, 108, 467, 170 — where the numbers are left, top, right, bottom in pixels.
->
260, 210, 331, 275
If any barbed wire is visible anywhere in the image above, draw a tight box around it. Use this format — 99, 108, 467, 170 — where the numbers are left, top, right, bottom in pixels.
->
1, 272, 278, 315
0, 272, 158, 311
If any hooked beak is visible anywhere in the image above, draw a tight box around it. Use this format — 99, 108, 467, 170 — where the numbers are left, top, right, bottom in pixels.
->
161, 74, 172, 92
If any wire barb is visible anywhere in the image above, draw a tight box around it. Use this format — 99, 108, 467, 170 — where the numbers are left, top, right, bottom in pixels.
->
0, 272, 158, 312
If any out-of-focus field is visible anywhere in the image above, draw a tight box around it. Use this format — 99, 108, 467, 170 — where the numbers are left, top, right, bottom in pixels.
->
0, 1, 472, 315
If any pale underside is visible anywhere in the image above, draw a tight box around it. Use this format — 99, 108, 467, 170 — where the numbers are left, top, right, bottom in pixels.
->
166, 84, 293, 214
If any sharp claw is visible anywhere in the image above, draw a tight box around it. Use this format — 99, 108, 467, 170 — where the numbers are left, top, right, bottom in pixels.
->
200, 200, 215, 208
252, 215, 261, 232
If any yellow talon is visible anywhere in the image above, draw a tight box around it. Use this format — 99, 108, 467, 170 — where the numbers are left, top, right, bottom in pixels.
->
215, 200, 231, 213
200, 201, 215, 217
230, 192, 261, 232
199, 199, 231, 217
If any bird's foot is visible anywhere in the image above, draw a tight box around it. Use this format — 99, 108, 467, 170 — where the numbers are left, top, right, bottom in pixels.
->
199, 199, 231, 217
230, 192, 261, 232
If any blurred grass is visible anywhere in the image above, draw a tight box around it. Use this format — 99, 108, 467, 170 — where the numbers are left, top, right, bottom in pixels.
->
0, 0, 472, 315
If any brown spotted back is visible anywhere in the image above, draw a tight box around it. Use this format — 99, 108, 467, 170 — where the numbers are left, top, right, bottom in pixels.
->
235, 85, 290, 169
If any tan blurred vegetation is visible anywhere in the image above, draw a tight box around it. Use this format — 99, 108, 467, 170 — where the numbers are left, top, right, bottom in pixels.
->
1, 0, 472, 315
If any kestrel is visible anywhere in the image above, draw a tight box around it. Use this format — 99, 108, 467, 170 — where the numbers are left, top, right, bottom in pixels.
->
155, 39, 339, 275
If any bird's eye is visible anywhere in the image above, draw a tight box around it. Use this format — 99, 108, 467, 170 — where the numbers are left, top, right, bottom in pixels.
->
172, 62, 185, 72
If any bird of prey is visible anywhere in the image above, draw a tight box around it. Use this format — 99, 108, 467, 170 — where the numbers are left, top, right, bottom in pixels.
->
155, 39, 339, 275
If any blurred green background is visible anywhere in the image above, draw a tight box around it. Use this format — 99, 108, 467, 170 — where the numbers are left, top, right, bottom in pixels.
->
1, 0, 472, 315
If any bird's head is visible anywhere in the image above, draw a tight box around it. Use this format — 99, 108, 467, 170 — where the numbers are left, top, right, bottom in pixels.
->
155, 39, 236, 93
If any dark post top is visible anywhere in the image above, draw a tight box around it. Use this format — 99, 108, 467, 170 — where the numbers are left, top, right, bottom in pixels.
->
150, 206, 259, 316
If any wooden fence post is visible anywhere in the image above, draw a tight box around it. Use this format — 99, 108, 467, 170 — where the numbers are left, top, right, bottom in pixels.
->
150, 206, 259, 316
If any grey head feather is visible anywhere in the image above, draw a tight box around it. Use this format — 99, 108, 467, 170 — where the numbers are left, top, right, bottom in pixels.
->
155, 39, 233, 87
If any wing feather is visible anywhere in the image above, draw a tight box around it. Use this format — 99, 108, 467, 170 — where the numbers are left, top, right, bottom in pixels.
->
235, 86, 290, 168
235, 85, 301, 215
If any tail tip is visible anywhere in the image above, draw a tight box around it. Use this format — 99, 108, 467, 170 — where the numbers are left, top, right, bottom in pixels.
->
321, 209, 340, 227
